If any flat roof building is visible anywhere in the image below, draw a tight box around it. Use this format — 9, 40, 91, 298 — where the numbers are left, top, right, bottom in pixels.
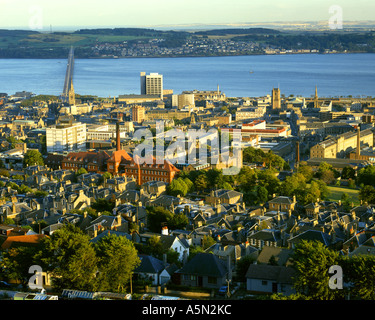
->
140, 72, 163, 99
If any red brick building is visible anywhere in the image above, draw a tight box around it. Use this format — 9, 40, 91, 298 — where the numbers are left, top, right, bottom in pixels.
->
106, 152, 179, 186
59, 122, 180, 186
61, 150, 110, 172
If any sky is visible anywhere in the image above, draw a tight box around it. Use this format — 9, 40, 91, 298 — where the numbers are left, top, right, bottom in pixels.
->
0, 0, 374, 30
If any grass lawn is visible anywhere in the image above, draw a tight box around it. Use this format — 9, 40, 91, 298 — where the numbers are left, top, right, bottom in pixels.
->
326, 185, 360, 205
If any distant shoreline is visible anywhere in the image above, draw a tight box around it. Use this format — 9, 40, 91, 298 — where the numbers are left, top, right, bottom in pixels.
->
0, 51, 371, 60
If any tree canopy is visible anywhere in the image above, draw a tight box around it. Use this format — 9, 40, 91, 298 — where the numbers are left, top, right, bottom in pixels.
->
1, 224, 142, 293
23, 149, 44, 167
35, 224, 98, 292
94, 233, 140, 293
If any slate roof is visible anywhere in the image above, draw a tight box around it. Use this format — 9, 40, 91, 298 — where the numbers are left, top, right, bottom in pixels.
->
288, 229, 332, 246
248, 229, 281, 242
150, 195, 181, 207
134, 254, 166, 274
177, 253, 228, 278
246, 264, 296, 284
89, 230, 132, 244
269, 196, 294, 204
211, 189, 243, 200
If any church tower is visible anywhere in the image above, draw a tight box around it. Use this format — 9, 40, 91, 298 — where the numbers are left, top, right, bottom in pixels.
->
272, 87, 281, 109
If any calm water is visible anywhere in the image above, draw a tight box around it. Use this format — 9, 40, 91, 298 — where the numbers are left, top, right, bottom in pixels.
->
0, 53, 374, 98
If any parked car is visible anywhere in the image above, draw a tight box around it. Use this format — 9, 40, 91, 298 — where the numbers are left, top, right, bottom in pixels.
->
218, 286, 229, 296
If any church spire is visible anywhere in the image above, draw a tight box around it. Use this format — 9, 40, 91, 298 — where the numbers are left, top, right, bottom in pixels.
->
314, 86, 319, 108
68, 78, 75, 105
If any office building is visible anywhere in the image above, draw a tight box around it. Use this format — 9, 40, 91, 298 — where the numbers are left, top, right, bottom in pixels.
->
140, 72, 163, 99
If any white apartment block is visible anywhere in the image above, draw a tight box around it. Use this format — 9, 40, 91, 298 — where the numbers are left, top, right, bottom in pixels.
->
46, 122, 86, 153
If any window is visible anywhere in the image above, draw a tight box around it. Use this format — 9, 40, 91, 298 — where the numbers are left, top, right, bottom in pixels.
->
262, 280, 268, 286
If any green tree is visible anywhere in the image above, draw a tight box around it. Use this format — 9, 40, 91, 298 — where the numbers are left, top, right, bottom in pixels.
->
76, 167, 88, 176
341, 255, 375, 300
236, 166, 257, 190
167, 177, 188, 196
91, 198, 115, 213
320, 170, 336, 185
357, 165, 375, 187
140, 235, 165, 258
201, 235, 216, 250
0, 169, 9, 177
182, 177, 194, 193
94, 234, 140, 293
291, 240, 344, 300
297, 162, 314, 182
257, 169, 280, 196
235, 255, 255, 282
194, 173, 208, 191
280, 173, 307, 198
0, 246, 41, 287
35, 224, 98, 292
168, 212, 189, 230
34, 190, 49, 198
256, 186, 268, 204
6, 136, 23, 149
242, 146, 266, 163
188, 245, 204, 261
359, 184, 375, 204
341, 193, 351, 211
264, 151, 286, 170
303, 180, 329, 205
205, 168, 224, 189
222, 182, 233, 190
146, 206, 173, 233
341, 166, 355, 180
23, 150, 44, 167
18, 184, 33, 194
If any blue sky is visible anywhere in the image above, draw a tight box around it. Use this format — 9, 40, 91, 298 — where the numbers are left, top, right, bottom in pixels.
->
0, 0, 374, 29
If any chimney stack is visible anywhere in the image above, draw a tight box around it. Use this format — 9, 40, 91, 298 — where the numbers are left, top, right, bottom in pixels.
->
161, 226, 168, 235
356, 126, 361, 160
295, 141, 300, 165
116, 121, 121, 151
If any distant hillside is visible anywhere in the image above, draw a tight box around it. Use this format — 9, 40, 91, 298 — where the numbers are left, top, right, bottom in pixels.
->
0, 29, 40, 36
194, 28, 282, 36
73, 27, 189, 37
0, 27, 373, 58
73, 27, 165, 36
